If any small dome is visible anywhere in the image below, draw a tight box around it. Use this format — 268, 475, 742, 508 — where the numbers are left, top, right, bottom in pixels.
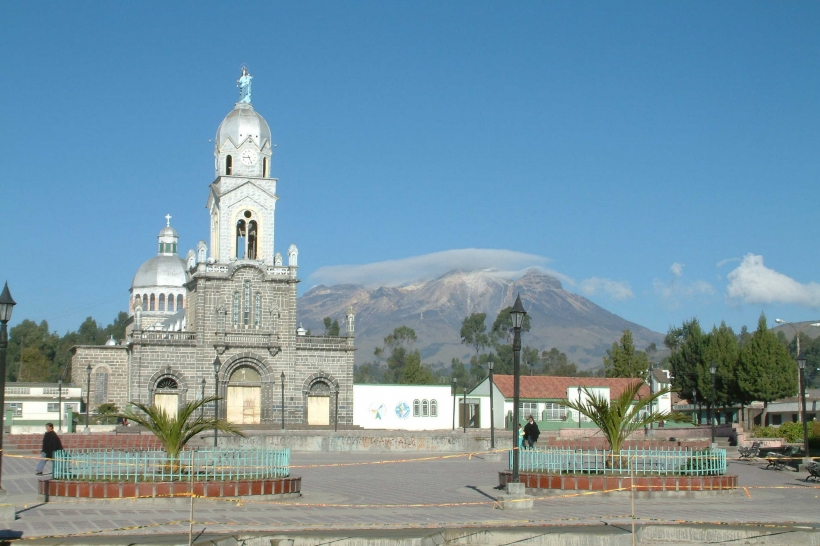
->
159, 225, 178, 238
132, 255, 187, 289
216, 102, 271, 150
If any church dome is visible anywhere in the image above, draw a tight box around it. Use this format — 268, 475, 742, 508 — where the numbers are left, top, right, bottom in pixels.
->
131, 255, 187, 290
159, 225, 178, 238
215, 102, 271, 150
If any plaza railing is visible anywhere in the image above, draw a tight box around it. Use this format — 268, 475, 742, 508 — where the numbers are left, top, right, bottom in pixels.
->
509, 447, 726, 476
52, 447, 290, 482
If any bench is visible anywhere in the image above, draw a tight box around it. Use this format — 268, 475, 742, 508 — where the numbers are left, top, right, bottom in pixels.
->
765, 446, 800, 471
738, 441, 760, 460
806, 461, 820, 482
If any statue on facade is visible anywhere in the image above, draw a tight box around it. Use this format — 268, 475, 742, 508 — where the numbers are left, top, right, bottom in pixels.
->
237, 66, 252, 104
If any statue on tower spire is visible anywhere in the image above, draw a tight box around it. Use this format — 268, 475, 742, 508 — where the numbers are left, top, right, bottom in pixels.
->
237, 66, 253, 104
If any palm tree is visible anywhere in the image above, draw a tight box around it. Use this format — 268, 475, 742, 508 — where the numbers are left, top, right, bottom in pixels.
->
560, 382, 688, 465
121, 396, 245, 461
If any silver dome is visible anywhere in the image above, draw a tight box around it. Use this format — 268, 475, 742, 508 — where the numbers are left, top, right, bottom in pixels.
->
158, 226, 178, 238
216, 103, 271, 149
132, 255, 187, 289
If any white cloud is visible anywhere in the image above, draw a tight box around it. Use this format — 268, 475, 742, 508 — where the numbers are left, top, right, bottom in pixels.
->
726, 253, 820, 306
653, 264, 715, 309
308, 249, 559, 288
579, 278, 634, 300
716, 257, 740, 269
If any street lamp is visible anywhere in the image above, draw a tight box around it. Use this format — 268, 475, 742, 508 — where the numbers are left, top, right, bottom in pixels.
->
58, 378, 63, 433
510, 294, 527, 483
775, 319, 820, 418
577, 385, 582, 429
85, 364, 92, 432
488, 355, 495, 449
451, 377, 457, 431
709, 361, 717, 447
212, 355, 221, 447
0, 282, 17, 489
462, 387, 467, 433
200, 378, 206, 418
334, 387, 339, 432
281, 371, 286, 430
798, 357, 810, 463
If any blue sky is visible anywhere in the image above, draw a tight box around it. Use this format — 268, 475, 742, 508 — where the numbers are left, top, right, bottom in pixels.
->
1, 2, 819, 339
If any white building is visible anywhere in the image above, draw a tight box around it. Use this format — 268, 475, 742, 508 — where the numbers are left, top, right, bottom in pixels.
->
4, 383, 83, 433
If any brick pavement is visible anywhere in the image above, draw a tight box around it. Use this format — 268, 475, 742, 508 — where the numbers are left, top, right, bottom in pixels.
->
1, 450, 818, 541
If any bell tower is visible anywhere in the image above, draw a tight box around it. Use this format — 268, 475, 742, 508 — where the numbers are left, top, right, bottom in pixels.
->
207, 67, 278, 265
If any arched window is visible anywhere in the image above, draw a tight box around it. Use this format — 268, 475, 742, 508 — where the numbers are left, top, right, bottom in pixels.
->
133, 295, 141, 310
422, 399, 429, 417
413, 399, 420, 417
167, 293, 174, 312
262, 157, 268, 177
177, 294, 184, 310
232, 292, 240, 326
158, 293, 165, 311
430, 399, 438, 417
254, 293, 261, 326
247, 220, 257, 259
94, 368, 110, 404
149, 294, 155, 311
225, 155, 232, 175
243, 281, 251, 325
236, 219, 246, 258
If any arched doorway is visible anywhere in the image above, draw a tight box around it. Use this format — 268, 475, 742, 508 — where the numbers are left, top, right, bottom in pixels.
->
227, 366, 261, 424
154, 378, 179, 419
307, 381, 332, 426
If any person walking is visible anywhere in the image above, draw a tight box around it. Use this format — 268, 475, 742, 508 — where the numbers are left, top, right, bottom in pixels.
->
35, 423, 63, 476
523, 415, 540, 449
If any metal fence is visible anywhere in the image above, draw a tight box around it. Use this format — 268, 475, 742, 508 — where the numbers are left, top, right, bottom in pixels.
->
52, 448, 290, 482
509, 447, 726, 476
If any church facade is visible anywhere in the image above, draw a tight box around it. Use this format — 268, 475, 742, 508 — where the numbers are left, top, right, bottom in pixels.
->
71, 69, 355, 427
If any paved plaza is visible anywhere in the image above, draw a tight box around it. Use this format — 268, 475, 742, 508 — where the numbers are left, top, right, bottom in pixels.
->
0, 449, 818, 543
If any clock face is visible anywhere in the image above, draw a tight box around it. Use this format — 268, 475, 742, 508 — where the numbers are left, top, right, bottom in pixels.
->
241, 150, 258, 166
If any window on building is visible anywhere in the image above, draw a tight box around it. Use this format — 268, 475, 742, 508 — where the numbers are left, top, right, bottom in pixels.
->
94, 372, 109, 403
158, 293, 165, 311
771, 414, 782, 426
543, 402, 567, 421
226, 155, 232, 175
422, 399, 429, 417
430, 399, 438, 417
254, 293, 261, 326
263, 157, 268, 177
243, 281, 251, 325
150, 294, 155, 311
47, 403, 60, 413
413, 399, 420, 417
247, 220, 257, 259
233, 292, 240, 326
236, 219, 246, 258
177, 294, 184, 310
4, 403, 22, 417
167, 293, 174, 311
518, 402, 538, 418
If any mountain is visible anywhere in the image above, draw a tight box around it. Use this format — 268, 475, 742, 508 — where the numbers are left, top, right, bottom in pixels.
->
297, 269, 664, 369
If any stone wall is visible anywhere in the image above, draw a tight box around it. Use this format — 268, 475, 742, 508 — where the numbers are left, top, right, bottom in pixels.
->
70, 345, 129, 412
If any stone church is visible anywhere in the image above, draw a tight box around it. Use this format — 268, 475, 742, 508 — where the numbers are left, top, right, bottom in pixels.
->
71, 68, 355, 427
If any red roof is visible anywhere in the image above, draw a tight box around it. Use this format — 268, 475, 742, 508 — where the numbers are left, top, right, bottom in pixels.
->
491, 375, 649, 400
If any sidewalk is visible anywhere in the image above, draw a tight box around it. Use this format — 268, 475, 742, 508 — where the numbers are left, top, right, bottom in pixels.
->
2, 450, 818, 542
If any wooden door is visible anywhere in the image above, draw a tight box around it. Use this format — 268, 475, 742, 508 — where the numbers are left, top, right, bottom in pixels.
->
307, 396, 330, 425
226, 386, 261, 424
154, 393, 178, 419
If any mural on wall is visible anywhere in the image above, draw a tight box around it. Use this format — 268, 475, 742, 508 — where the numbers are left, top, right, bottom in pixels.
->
395, 401, 411, 420
369, 403, 386, 420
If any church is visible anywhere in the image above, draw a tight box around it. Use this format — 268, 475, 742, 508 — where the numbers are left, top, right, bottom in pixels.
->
71, 68, 355, 427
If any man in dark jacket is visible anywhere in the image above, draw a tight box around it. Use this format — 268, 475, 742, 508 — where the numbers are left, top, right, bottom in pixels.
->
35, 423, 63, 475
523, 415, 540, 449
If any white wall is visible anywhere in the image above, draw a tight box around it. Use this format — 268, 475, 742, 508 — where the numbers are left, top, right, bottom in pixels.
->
353, 385, 454, 430
471, 379, 506, 429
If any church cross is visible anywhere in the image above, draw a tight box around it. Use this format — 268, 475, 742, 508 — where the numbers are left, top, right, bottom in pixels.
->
165, 214, 172, 227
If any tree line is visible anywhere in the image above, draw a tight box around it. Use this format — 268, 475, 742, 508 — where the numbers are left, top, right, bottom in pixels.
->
3, 313, 129, 383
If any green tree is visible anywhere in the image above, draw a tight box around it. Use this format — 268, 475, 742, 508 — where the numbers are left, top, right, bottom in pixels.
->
560, 382, 688, 464
374, 326, 434, 384
323, 317, 340, 336
460, 313, 489, 355
353, 362, 384, 384
122, 396, 245, 464
541, 348, 579, 376
705, 322, 741, 407
19, 347, 52, 382
736, 314, 797, 423
401, 350, 435, 384
667, 319, 707, 404
603, 330, 649, 379
490, 306, 531, 344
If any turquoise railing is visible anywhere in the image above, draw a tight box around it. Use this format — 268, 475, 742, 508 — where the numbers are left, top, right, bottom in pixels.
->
51, 448, 290, 482
509, 447, 726, 476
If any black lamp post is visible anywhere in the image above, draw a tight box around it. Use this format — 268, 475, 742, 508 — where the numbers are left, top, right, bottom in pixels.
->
510, 294, 527, 483
462, 387, 467, 433
212, 355, 221, 447
0, 282, 17, 489
58, 378, 63, 432
577, 385, 582, 429
709, 361, 717, 447
451, 377, 457, 431
334, 387, 339, 432
692, 390, 698, 425
488, 356, 495, 449
200, 378, 206, 418
798, 357, 809, 462
280, 371, 286, 430
85, 364, 92, 432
